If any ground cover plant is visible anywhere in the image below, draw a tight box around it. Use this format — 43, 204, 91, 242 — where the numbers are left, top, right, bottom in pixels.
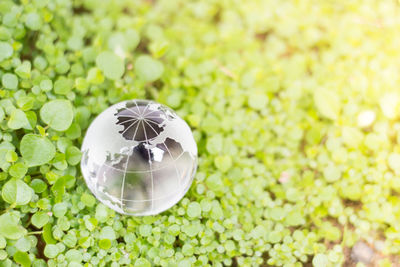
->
0, 0, 400, 266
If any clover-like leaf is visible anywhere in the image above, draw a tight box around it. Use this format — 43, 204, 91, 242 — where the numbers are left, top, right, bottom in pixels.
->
134, 55, 164, 82
96, 51, 125, 80
2, 178, 32, 205
314, 89, 340, 120
20, 134, 56, 167
40, 99, 73, 131
0, 213, 27, 240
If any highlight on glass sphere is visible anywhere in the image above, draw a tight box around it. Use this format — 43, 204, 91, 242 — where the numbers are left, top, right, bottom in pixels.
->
80, 99, 198, 216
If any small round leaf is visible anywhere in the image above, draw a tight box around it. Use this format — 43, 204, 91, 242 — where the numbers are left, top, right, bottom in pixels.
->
44, 244, 59, 258
40, 99, 73, 131
134, 55, 164, 82
31, 211, 50, 228
20, 134, 56, 167
2, 178, 32, 205
65, 146, 82, 165
96, 51, 125, 80
0, 213, 27, 240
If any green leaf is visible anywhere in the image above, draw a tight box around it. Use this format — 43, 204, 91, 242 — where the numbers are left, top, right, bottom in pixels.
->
96, 51, 125, 80
149, 41, 169, 58
85, 218, 98, 231
37, 198, 50, 210
380, 92, 399, 119
312, 253, 329, 267
25, 111, 37, 129
15, 61, 31, 79
57, 137, 73, 153
74, 77, 88, 93
53, 203, 67, 218
13, 251, 31, 267
55, 58, 70, 74
323, 223, 341, 241
67, 36, 83, 51
1, 73, 18, 90
323, 164, 341, 182
44, 244, 59, 258
20, 134, 56, 167
31, 211, 50, 228
57, 216, 70, 232
39, 79, 52, 92
95, 204, 109, 222
17, 96, 34, 111
40, 99, 73, 131
0, 236, 6, 249
2, 178, 32, 205
268, 231, 282, 243
134, 55, 164, 82
313, 89, 340, 120
182, 243, 194, 256
30, 179, 47, 193
65, 249, 83, 263
342, 126, 363, 148
42, 224, 56, 244
65, 123, 81, 139
100, 226, 116, 240
214, 155, 232, 172
210, 203, 223, 220
270, 206, 285, 221
139, 225, 152, 237
54, 77, 73, 95
87, 67, 104, 84
62, 233, 77, 247
15, 237, 31, 252
9, 162, 28, 179
63, 175, 76, 189
98, 239, 111, 250
65, 146, 82, 165
187, 202, 201, 218
388, 153, 400, 174
0, 41, 12, 61
51, 177, 65, 203
81, 192, 96, 207
78, 236, 91, 248
206, 134, 223, 155
0, 107, 4, 122
7, 109, 30, 130
52, 153, 67, 171
33, 56, 47, 70
182, 224, 201, 238
248, 92, 268, 110
134, 258, 151, 267
25, 12, 42, 30
0, 254, 5, 263
0, 142, 14, 170
6, 150, 17, 163
0, 213, 27, 240
284, 210, 304, 226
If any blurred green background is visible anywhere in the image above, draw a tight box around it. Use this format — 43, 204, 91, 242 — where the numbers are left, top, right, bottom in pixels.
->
0, 0, 400, 266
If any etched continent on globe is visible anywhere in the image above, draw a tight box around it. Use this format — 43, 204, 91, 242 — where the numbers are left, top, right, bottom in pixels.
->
81, 100, 198, 216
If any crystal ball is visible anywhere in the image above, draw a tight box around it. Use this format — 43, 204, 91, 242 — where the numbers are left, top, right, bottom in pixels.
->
81, 99, 198, 216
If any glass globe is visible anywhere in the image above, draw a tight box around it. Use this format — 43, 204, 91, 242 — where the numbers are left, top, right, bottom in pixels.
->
81, 99, 198, 216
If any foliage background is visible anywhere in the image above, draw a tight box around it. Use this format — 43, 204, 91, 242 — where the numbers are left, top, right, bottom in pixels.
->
0, 0, 400, 266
